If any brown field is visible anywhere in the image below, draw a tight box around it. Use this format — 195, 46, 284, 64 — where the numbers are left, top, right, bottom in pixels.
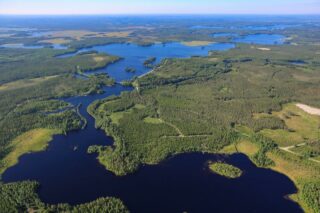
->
181, 41, 214, 47
45, 30, 133, 40
40, 38, 72, 44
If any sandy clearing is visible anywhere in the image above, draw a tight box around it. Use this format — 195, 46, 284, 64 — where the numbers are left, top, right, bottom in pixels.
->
296, 103, 320, 116
181, 41, 214, 47
257, 47, 271, 51
93, 56, 106, 62
250, 46, 271, 51
40, 38, 71, 44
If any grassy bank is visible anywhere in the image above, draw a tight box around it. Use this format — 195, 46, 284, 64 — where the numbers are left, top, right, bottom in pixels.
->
222, 138, 320, 213
0, 128, 61, 175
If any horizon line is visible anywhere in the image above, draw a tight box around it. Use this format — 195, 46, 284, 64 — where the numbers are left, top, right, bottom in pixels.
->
0, 13, 319, 16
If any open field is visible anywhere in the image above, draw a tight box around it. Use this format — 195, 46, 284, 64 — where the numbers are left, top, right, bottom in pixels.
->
0, 75, 58, 91
222, 134, 320, 213
260, 103, 320, 147
44, 30, 133, 40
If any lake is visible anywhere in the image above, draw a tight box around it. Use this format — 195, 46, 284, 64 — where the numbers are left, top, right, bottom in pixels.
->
233, 34, 286, 45
210, 32, 286, 45
212, 32, 239, 38
2, 42, 302, 213
288, 60, 307, 65
57, 42, 235, 82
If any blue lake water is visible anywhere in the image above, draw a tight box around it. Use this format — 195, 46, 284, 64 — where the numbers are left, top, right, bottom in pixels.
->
2, 42, 302, 213
233, 34, 286, 45
212, 32, 239, 38
58, 42, 235, 82
28, 31, 51, 37
210, 32, 286, 45
288, 60, 306, 65
51, 43, 68, 50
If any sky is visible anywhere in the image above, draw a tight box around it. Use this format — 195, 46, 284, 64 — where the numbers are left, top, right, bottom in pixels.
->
0, 0, 319, 15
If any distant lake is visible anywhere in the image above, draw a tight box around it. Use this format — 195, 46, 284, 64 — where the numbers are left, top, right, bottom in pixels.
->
212, 32, 239, 38
50, 43, 68, 50
288, 60, 307, 65
28, 31, 51, 38
233, 34, 286, 45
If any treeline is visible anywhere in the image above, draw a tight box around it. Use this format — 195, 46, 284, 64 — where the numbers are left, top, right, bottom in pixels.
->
301, 180, 320, 213
249, 134, 277, 167
0, 181, 129, 213
137, 58, 231, 90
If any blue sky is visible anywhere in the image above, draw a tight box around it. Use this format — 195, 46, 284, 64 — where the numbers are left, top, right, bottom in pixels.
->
0, 0, 319, 15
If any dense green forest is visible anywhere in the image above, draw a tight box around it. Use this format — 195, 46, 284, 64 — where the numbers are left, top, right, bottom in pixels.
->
88, 44, 320, 212
89, 44, 320, 174
0, 181, 128, 213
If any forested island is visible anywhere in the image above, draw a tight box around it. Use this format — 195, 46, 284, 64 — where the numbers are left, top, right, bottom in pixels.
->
208, 162, 242, 178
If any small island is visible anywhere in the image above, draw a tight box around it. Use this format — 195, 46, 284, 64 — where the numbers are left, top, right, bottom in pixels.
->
208, 162, 242, 178
143, 57, 156, 68
125, 67, 136, 73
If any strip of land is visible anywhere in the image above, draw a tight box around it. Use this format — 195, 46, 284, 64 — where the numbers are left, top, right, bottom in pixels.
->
296, 103, 320, 116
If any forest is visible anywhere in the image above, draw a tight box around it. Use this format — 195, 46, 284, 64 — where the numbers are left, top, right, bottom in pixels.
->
0, 181, 128, 213
88, 44, 320, 212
